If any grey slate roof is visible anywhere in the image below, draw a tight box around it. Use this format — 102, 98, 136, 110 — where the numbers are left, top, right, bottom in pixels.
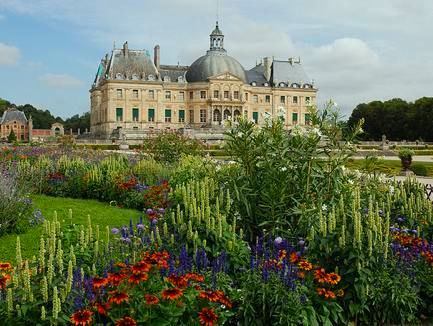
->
271, 60, 311, 86
246, 64, 269, 86
159, 65, 188, 82
0, 108, 27, 124
186, 52, 247, 83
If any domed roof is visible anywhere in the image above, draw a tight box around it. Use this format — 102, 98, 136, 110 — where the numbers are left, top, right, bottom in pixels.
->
186, 52, 247, 83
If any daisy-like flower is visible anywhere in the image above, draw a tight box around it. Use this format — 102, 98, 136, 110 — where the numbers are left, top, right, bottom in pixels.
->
131, 261, 151, 274
185, 272, 205, 282
161, 288, 183, 300
128, 272, 148, 285
314, 268, 327, 283
92, 277, 108, 289
0, 273, 11, 289
70, 309, 93, 326
144, 294, 159, 305
198, 307, 218, 326
298, 259, 313, 271
325, 273, 341, 285
107, 272, 126, 286
0, 262, 12, 271
167, 274, 189, 288
115, 316, 137, 326
108, 291, 129, 305
324, 290, 336, 299
95, 302, 110, 316
289, 252, 300, 263
316, 287, 327, 296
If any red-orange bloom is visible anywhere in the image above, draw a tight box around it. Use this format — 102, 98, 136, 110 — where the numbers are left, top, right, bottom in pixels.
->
161, 288, 183, 300
0, 274, 11, 289
324, 290, 336, 299
198, 307, 218, 326
289, 252, 300, 263
167, 274, 189, 288
298, 259, 313, 271
92, 277, 108, 289
144, 294, 159, 305
0, 262, 12, 271
316, 287, 327, 296
128, 272, 149, 284
70, 309, 93, 326
107, 272, 126, 286
132, 261, 151, 274
314, 268, 327, 283
115, 316, 137, 326
109, 291, 129, 305
185, 272, 205, 282
95, 302, 110, 316
325, 273, 341, 285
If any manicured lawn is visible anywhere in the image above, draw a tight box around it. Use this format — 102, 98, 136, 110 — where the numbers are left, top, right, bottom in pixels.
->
0, 195, 141, 263
347, 158, 433, 177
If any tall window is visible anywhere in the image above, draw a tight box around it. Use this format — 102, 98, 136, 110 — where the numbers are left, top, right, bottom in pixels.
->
132, 89, 139, 99
233, 91, 239, 99
165, 109, 172, 122
200, 109, 207, 123
305, 97, 311, 105
189, 91, 194, 100
214, 90, 219, 98
148, 108, 155, 122
245, 93, 249, 101
116, 89, 123, 99
280, 96, 285, 104
178, 91, 185, 101
148, 90, 155, 100
132, 108, 139, 122
252, 112, 259, 124
178, 109, 185, 123
116, 108, 123, 121
253, 95, 258, 103
293, 96, 298, 104
224, 91, 229, 99
200, 91, 206, 99
292, 112, 298, 124
189, 110, 194, 123
165, 91, 171, 100
265, 95, 271, 103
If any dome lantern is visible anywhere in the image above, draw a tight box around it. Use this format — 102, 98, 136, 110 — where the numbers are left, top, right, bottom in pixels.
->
209, 21, 226, 53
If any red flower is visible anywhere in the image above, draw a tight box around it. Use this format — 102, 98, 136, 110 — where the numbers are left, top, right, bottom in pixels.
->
298, 259, 313, 271
95, 302, 110, 316
198, 307, 218, 326
0, 274, 11, 289
109, 291, 129, 305
107, 272, 126, 286
115, 316, 137, 326
70, 309, 93, 326
132, 261, 151, 274
92, 277, 108, 289
128, 272, 148, 285
185, 272, 205, 282
289, 252, 300, 263
325, 273, 341, 285
144, 294, 159, 305
0, 262, 12, 271
167, 274, 189, 288
314, 268, 327, 283
161, 288, 183, 300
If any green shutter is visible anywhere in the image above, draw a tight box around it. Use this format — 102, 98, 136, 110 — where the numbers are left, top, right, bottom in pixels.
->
116, 108, 123, 121
252, 112, 259, 123
292, 113, 298, 122
165, 109, 171, 118
132, 108, 139, 121
148, 108, 155, 121
179, 110, 185, 122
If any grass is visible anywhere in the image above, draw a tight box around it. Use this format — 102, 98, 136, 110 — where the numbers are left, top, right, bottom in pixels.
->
0, 195, 141, 263
346, 158, 433, 177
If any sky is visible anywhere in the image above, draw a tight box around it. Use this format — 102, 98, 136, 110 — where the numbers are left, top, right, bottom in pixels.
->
0, 0, 432, 119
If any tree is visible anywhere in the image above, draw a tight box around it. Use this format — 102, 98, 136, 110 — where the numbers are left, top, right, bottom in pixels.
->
7, 129, 17, 143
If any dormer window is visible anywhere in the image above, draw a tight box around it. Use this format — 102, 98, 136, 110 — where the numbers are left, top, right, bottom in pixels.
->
163, 76, 171, 82
251, 81, 257, 86
115, 73, 124, 80
279, 82, 286, 87
177, 76, 184, 83
148, 74, 155, 81
291, 83, 300, 88
131, 74, 139, 80
264, 82, 269, 87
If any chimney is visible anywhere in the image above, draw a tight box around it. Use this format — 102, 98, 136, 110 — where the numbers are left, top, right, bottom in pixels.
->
154, 45, 160, 70
263, 57, 272, 81
123, 41, 128, 57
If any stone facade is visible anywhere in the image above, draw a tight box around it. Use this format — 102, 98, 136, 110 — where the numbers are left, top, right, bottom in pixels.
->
0, 108, 29, 141
90, 23, 317, 139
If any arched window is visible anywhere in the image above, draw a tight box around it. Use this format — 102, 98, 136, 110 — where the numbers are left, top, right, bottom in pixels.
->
213, 109, 222, 123
233, 109, 241, 121
223, 109, 231, 120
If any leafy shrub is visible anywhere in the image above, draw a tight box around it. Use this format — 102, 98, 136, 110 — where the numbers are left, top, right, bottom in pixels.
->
411, 163, 428, 176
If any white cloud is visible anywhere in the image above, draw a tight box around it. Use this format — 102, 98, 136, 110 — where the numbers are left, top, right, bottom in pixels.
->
39, 73, 83, 88
0, 42, 21, 65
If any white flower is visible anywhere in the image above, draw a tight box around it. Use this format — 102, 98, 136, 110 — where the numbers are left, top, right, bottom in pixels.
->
280, 166, 287, 172
389, 185, 395, 194
322, 204, 328, 211
347, 179, 354, 185
237, 132, 244, 137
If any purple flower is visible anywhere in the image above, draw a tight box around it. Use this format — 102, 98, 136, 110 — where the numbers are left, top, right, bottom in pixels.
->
146, 208, 154, 215
136, 224, 145, 231
111, 228, 119, 235
298, 239, 305, 247
274, 237, 283, 246
158, 208, 165, 214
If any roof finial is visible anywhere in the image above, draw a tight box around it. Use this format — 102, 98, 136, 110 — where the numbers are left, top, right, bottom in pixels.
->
216, 0, 219, 24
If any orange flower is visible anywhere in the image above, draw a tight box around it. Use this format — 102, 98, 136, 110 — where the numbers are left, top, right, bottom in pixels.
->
109, 291, 129, 305
297, 271, 305, 279
316, 287, 327, 296
289, 252, 300, 263
0, 262, 12, 271
0, 274, 11, 289
132, 261, 151, 274
115, 316, 137, 326
128, 272, 148, 285
161, 288, 183, 300
92, 277, 108, 289
185, 272, 205, 282
198, 307, 218, 326
144, 294, 159, 305
298, 259, 313, 271
107, 272, 126, 286
167, 274, 189, 288
70, 309, 93, 326
324, 290, 336, 299
325, 273, 341, 285
95, 302, 110, 316
314, 268, 327, 283
278, 250, 287, 260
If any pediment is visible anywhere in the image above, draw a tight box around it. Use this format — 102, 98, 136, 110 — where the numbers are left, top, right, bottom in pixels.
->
209, 71, 242, 81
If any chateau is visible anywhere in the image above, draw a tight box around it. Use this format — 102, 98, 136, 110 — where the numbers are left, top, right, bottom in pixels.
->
90, 23, 317, 139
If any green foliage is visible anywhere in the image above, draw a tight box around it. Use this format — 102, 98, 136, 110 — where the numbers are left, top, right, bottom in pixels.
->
7, 129, 17, 142
398, 148, 415, 160
142, 132, 204, 164
62, 112, 90, 132
411, 163, 428, 176
348, 97, 433, 141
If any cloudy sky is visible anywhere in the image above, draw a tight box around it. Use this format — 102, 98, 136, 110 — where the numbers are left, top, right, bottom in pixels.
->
0, 0, 432, 119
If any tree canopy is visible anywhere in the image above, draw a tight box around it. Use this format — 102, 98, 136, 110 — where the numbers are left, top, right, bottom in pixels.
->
347, 97, 433, 141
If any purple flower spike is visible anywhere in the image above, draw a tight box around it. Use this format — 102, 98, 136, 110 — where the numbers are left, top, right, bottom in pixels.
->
111, 228, 119, 235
